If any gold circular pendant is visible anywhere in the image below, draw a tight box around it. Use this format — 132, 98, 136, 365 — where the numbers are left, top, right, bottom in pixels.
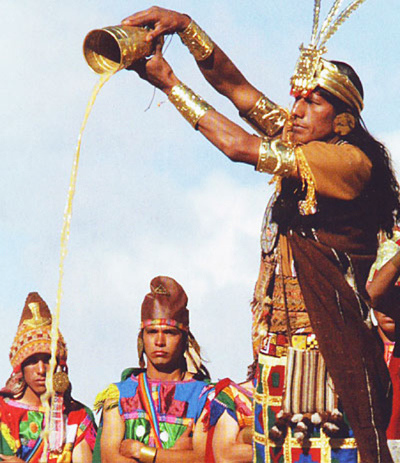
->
53, 371, 70, 394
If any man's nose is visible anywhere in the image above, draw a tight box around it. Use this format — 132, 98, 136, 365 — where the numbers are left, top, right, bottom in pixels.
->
155, 332, 166, 346
37, 360, 47, 374
292, 98, 305, 118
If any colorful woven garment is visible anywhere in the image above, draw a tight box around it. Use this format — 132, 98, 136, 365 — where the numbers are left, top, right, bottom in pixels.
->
93, 369, 212, 461
0, 396, 96, 462
203, 378, 253, 463
254, 352, 359, 463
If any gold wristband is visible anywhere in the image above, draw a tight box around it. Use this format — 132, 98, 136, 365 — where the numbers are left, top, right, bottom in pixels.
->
139, 445, 157, 463
178, 20, 215, 61
169, 83, 214, 129
243, 95, 288, 137
256, 138, 296, 176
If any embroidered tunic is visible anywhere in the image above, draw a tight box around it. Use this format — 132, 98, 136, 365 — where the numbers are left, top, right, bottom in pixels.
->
93, 370, 211, 461
0, 396, 96, 462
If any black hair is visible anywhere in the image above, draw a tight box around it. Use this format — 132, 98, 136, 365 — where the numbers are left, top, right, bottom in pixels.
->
318, 61, 400, 236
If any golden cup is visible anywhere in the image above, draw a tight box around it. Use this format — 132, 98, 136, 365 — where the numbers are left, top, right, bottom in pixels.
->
83, 25, 153, 74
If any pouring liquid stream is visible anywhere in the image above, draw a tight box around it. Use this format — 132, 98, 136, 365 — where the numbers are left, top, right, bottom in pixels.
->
40, 71, 115, 461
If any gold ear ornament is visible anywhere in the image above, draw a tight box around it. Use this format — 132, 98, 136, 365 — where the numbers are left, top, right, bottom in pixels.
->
333, 112, 356, 136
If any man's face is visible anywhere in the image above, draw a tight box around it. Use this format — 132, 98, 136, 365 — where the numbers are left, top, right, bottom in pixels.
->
22, 353, 51, 397
143, 325, 185, 372
291, 90, 337, 144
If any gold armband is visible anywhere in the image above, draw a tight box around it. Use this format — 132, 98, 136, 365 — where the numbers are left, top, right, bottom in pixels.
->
178, 20, 215, 61
256, 138, 296, 176
242, 95, 288, 138
139, 446, 157, 463
169, 83, 214, 129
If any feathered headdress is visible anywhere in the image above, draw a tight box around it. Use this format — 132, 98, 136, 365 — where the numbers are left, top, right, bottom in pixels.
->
290, 0, 367, 113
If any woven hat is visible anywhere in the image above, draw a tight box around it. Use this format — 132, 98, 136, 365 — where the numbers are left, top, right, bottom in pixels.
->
141, 276, 189, 332
9, 292, 68, 372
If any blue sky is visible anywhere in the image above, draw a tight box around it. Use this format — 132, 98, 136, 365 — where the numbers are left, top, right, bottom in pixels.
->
1, 0, 399, 410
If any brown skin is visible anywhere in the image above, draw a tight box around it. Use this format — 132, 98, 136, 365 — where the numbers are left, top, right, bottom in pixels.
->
143, 325, 186, 379
0, 353, 92, 463
373, 309, 396, 342
100, 325, 207, 463
19, 353, 51, 406
367, 250, 400, 321
123, 7, 339, 167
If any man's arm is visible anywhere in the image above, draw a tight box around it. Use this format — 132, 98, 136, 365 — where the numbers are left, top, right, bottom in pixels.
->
367, 250, 400, 319
128, 43, 295, 174
72, 439, 93, 463
120, 410, 208, 463
100, 401, 134, 463
212, 412, 252, 463
122, 6, 262, 113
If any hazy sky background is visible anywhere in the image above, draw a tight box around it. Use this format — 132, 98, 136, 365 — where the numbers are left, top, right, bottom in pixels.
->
1, 0, 399, 411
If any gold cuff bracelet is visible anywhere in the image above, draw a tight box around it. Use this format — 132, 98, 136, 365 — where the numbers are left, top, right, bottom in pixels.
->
169, 83, 214, 129
178, 20, 215, 61
139, 445, 157, 463
242, 95, 288, 138
256, 138, 296, 176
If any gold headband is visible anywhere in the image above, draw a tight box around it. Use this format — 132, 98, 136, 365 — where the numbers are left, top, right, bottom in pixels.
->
290, 0, 367, 113
291, 57, 363, 113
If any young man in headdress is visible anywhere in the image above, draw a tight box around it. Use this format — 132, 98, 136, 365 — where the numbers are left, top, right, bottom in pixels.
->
118, 4, 400, 462
0, 292, 96, 462
94, 276, 212, 463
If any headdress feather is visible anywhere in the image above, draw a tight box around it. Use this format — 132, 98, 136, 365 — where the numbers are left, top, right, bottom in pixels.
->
310, 0, 322, 45
317, 0, 345, 44
319, 0, 367, 47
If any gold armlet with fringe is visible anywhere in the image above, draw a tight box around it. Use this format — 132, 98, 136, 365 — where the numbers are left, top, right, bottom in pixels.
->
295, 146, 317, 216
256, 138, 296, 177
178, 20, 215, 61
93, 383, 120, 412
242, 95, 288, 137
169, 83, 214, 129
139, 446, 157, 463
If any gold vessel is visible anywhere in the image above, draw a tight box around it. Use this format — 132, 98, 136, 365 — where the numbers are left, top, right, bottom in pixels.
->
83, 25, 153, 74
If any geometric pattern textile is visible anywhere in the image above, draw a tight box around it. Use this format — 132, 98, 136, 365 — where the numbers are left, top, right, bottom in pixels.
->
253, 352, 359, 463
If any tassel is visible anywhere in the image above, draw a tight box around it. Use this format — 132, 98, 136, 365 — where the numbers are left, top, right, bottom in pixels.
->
93, 383, 119, 412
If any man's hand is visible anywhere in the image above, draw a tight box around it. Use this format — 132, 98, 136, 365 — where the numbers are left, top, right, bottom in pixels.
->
119, 439, 144, 460
0, 454, 25, 462
173, 421, 194, 450
122, 6, 191, 43
127, 42, 180, 94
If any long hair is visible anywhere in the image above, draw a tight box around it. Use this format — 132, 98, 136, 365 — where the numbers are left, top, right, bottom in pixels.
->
318, 61, 400, 237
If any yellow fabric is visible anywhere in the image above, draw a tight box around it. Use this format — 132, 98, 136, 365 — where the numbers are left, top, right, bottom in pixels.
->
0, 422, 18, 453
300, 141, 371, 200
93, 383, 119, 412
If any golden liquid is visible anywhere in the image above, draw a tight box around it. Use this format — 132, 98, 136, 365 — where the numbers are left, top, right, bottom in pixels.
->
40, 72, 115, 461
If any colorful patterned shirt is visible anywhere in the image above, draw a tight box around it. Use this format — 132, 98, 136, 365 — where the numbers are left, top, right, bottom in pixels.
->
0, 396, 96, 462
94, 371, 211, 455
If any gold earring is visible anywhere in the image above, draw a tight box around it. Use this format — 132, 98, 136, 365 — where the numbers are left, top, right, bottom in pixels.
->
333, 112, 356, 136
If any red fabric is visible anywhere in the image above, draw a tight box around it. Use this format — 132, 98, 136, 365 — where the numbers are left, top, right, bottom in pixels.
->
387, 356, 400, 439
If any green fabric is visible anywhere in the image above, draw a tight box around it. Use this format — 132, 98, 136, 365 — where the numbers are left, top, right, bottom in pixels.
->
125, 418, 187, 449
19, 411, 42, 443
92, 425, 102, 463
0, 433, 15, 456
